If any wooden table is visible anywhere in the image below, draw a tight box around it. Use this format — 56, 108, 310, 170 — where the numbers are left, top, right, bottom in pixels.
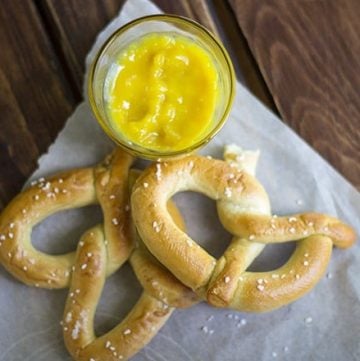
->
1, 0, 359, 210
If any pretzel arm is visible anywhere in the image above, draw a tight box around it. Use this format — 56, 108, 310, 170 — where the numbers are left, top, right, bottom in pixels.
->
130, 245, 199, 308
128, 169, 199, 308
227, 235, 333, 312
207, 238, 266, 307
63, 226, 172, 361
206, 145, 269, 307
95, 149, 135, 276
0, 168, 96, 288
218, 212, 356, 248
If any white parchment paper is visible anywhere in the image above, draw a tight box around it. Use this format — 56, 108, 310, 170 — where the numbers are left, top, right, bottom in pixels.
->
1, 0, 359, 360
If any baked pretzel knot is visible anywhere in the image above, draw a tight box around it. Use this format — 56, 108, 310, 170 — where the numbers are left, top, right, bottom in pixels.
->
63, 225, 172, 361
131, 146, 356, 312
63, 173, 197, 361
0, 148, 134, 288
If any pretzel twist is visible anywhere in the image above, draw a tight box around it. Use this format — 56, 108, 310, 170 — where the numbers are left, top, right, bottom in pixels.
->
0, 149, 134, 288
131, 147, 356, 312
63, 226, 173, 361
63, 171, 197, 361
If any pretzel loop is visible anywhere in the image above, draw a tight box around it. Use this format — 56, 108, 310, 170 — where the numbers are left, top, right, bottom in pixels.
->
63, 226, 173, 361
132, 147, 356, 312
0, 149, 134, 288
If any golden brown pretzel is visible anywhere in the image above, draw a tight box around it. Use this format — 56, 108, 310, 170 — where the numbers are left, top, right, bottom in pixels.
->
64, 176, 197, 360
131, 146, 356, 312
63, 226, 173, 361
0, 148, 134, 288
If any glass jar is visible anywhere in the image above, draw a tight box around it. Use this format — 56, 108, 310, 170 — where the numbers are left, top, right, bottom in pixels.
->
88, 14, 235, 159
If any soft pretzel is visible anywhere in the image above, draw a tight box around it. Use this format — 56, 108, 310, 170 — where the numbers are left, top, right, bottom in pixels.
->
64, 176, 197, 360
0, 148, 134, 288
131, 148, 356, 312
207, 146, 355, 311
63, 226, 173, 361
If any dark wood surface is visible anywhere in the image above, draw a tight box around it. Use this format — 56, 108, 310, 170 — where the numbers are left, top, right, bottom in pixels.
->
230, 0, 360, 187
0, 0, 358, 211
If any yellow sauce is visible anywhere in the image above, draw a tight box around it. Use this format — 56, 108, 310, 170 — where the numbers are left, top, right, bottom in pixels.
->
107, 33, 219, 151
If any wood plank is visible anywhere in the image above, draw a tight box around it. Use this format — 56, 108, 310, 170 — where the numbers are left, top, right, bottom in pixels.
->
37, 0, 127, 94
156, 0, 277, 111
230, 0, 360, 188
40, 0, 277, 109
211, 0, 277, 111
39, 0, 217, 94
0, 0, 77, 210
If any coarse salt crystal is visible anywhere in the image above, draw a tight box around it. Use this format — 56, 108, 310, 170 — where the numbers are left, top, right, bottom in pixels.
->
65, 312, 72, 323
256, 284, 265, 291
224, 187, 232, 198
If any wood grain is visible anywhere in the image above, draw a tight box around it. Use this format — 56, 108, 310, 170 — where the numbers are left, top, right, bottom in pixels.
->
0, 1, 77, 210
37, 0, 127, 94
230, 0, 360, 187
38, 0, 276, 108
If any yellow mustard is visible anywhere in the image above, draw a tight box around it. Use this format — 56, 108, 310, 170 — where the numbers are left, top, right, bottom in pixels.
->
107, 33, 219, 151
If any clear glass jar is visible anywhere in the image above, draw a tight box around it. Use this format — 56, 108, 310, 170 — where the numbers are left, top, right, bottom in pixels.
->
88, 14, 235, 159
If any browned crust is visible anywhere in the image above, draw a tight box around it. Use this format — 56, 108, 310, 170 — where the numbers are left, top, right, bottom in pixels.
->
131, 153, 356, 312
63, 226, 173, 361
128, 169, 199, 308
217, 212, 356, 248
131, 155, 270, 291
0, 167, 96, 288
0, 148, 134, 288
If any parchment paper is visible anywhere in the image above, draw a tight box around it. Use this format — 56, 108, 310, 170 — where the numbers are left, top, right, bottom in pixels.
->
1, 0, 359, 360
